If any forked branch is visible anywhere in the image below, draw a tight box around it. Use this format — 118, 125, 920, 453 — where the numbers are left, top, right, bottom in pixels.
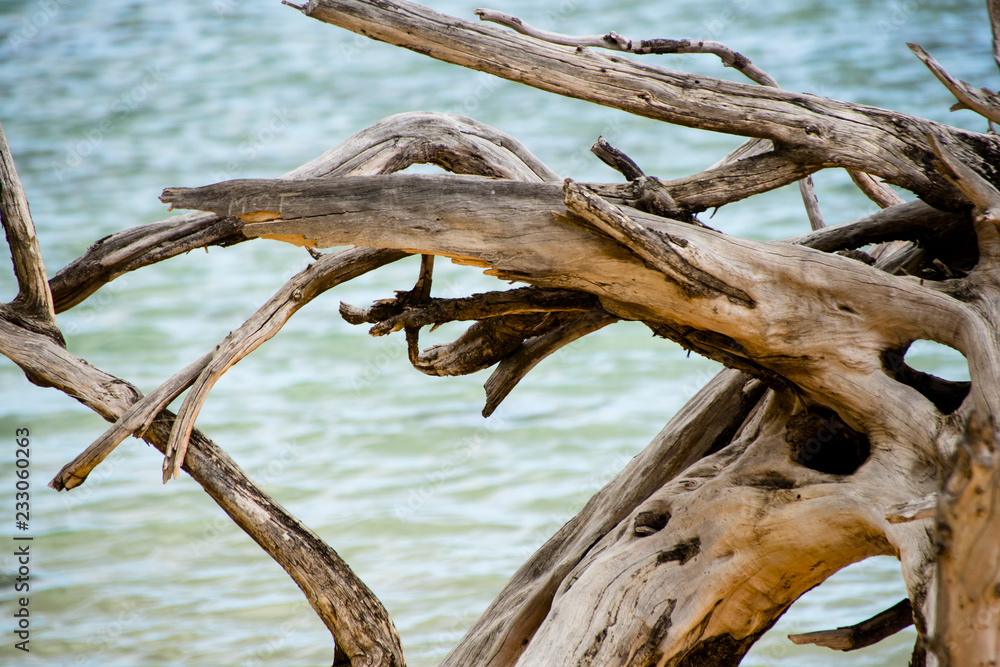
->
910, 42, 1000, 125
295, 0, 1000, 208
0, 121, 59, 337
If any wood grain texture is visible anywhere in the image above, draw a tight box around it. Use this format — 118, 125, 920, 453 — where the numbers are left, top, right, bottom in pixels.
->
299, 0, 1000, 210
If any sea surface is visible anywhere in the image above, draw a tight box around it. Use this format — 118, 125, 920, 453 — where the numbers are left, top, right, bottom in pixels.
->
0, 0, 990, 665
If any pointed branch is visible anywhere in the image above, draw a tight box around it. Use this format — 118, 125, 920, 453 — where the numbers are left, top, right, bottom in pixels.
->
0, 120, 59, 337
2, 319, 405, 666
848, 171, 906, 209
788, 599, 913, 651
49, 352, 212, 490
483, 310, 617, 417
591, 137, 645, 181
909, 42, 1000, 125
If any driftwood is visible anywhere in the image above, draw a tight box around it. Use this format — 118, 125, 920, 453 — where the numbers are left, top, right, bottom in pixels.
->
3, 1, 1000, 666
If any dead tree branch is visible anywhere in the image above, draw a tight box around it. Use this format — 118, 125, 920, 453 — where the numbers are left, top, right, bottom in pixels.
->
1, 318, 406, 667
910, 42, 1000, 125
49, 112, 558, 313
0, 120, 59, 339
474, 8, 779, 86
295, 0, 1000, 209
789, 599, 914, 651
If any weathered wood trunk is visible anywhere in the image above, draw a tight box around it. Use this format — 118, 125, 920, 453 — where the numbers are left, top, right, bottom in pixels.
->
3, 1, 1000, 665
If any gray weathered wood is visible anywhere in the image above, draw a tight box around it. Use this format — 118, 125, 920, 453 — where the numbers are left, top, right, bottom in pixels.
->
6, 1, 1000, 663
296, 0, 1000, 210
0, 120, 59, 339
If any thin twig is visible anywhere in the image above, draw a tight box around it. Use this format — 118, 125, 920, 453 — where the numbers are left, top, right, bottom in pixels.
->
848, 171, 906, 209
798, 178, 825, 230
789, 599, 913, 651
909, 43, 1000, 125
474, 9, 778, 86
483, 310, 617, 416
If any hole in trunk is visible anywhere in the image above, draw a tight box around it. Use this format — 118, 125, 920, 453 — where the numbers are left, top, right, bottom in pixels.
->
882, 342, 971, 414
786, 406, 870, 476
633, 510, 671, 537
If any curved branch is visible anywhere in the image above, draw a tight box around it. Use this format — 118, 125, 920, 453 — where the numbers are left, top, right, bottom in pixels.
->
848, 171, 907, 209
786, 199, 968, 255
0, 319, 405, 666
49, 111, 559, 313
483, 310, 618, 417
411, 312, 576, 377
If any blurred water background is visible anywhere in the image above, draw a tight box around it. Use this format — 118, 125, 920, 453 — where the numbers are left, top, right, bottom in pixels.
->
0, 0, 989, 664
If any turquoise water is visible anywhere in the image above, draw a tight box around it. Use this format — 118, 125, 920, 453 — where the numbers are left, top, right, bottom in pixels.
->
0, 0, 991, 664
